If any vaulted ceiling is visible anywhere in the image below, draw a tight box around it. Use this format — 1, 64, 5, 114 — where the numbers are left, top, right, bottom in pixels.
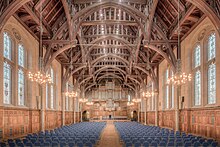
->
1, 0, 220, 94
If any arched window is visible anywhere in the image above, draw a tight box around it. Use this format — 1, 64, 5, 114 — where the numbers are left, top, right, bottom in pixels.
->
194, 45, 201, 106
18, 44, 25, 105
207, 33, 216, 104
3, 32, 12, 104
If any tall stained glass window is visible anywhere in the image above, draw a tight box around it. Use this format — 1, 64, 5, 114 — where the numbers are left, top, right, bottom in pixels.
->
4, 32, 12, 60
4, 62, 11, 104
194, 71, 201, 105
194, 45, 201, 106
18, 44, 25, 67
208, 33, 216, 61
194, 45, 201, 68
18, 69, 25, 105
207, 33, 216, 104
208, 64, 216, 104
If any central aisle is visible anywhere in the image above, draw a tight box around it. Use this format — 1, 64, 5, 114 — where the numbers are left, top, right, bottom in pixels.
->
98, 121, 122, 147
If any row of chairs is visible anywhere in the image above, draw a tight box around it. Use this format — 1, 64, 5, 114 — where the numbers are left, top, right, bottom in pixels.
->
114, 122, 219, 147
1, 122, 106, 147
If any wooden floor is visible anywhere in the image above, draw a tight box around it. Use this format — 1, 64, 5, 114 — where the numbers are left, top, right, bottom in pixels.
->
98, 121, 122, 147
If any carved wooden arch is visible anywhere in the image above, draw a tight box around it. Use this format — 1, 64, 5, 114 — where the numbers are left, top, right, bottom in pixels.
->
84, 35, 135, 58
64, 64, 87, 83
144, 44, 175, 71
187, 0, 220, 34
127, 76, 141, 85
79, 76, 93, 86
94, 68, 126, 82
132, 65, 153, 82
94, 65, 127, 76
0, 0, 31, 32
91, 54, 130, 66
97, 74, 124, 82
152, 24, 177, 68
72, 1, 146, 38
124, 83, 136, 91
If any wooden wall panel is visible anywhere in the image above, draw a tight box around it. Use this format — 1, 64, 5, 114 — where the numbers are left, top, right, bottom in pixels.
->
45, 110, 62, 130
65, 112, 73, 125
3, 108, 30, 138
147, 112, 155, 125
159, 110, 175, 129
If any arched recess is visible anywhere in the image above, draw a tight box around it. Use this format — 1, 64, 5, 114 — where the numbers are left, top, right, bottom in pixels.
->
127, 76, 141, 85
187, 0, 220, 33
0, 0, 31, 32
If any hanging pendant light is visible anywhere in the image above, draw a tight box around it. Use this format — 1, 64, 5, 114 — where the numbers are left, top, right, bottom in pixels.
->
167, 0, 192, 86
28, 2, 52, 84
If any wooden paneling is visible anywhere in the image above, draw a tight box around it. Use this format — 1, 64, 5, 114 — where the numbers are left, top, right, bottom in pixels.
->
65, 112, 73, 125
180, 108, 220, 141
147, 112, 155, 125
159, 110, 175, 129
2, 107, 39, 139
45, 110, 62, 130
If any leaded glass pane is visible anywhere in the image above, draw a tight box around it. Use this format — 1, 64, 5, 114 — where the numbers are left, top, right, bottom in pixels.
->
208, 33, 216, 61
18, 69, 25, 105
51, 85, 54, 109
51, 68, 54, 83
194, 70, 201, 106
3, 62, 11, 104
194, 45, 201, 68
18, 44, 25, 67
3, 32, 12, 60
208, 64, 216, 104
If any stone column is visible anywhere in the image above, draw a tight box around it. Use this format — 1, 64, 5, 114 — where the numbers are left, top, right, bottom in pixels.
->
175, 85, 181, 131
62, 92, 65, 126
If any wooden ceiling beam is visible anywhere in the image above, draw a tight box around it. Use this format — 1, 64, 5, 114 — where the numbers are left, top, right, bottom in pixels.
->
61, 0, 74, 41
44, 1, 60, 20
23, 4, 52, 36
0, 0, 31, 32
169, 5, 196, 38
34, 0, 47, 10
48, 6, 63, 24
81, 20, 138, 26
187, 0, 220, 34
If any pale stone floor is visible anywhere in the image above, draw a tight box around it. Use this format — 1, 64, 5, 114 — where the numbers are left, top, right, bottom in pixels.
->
97, 121, 122, 147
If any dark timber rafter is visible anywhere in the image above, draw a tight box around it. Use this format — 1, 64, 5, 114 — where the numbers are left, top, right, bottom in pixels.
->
5, 0, 219, 95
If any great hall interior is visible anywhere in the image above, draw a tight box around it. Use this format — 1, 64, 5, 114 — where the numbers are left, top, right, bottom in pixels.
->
0, 0, 220, 147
